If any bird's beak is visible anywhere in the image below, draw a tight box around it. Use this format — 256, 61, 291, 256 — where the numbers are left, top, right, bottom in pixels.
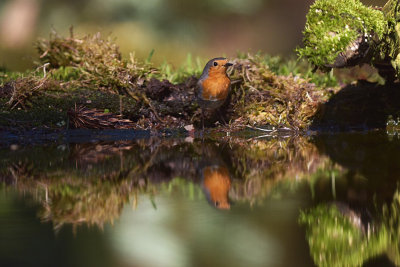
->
224, 62, 233, 67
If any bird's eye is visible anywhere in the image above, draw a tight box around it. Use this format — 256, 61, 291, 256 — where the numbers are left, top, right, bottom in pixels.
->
213, 61, 218, 66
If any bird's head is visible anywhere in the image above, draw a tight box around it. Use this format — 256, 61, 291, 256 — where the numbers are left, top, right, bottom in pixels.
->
203, 57, 233, 76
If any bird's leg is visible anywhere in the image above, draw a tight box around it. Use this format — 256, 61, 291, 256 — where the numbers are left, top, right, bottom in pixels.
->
217, 109, 227, 125
200, 109, 207, 140
202, 109, 205, 132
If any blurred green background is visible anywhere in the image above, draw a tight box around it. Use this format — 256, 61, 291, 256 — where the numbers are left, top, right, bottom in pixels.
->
0, 0, 388, 71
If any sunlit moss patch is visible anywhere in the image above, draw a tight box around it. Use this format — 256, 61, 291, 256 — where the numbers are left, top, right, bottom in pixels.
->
298, 0, 387, 67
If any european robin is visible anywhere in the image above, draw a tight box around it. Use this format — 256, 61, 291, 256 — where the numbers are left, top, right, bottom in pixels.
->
196, 57, 233, 129
201, 165, 231, 210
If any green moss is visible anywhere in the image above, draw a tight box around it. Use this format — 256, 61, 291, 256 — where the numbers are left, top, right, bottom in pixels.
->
49, 66, 82, 81
228, 54, 333, 129
0, 71, 31, 85
262, 55, 338, 87
382, 0, 400, 59
381, 0, 400, 77
298, 0, 387, 67
36, 31, 155, 94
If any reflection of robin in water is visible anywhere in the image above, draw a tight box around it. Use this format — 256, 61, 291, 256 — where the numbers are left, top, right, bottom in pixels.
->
197, 142, 232, 210
201, 165, 231, 210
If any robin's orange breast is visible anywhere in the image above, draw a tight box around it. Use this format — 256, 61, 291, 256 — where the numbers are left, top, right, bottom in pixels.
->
200, 73, 231, 101
203, 166, 231, 209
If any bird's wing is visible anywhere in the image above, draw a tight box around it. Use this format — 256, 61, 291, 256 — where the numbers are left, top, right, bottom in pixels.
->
195, 79, 203, 98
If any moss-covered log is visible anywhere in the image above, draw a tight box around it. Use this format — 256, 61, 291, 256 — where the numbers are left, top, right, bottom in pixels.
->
298, 0, 400, 82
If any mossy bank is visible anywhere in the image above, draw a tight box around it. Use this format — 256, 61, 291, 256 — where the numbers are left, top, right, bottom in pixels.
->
1, 29, 399, 135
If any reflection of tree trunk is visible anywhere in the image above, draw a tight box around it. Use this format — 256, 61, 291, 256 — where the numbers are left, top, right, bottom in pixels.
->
0, 0, 39, 47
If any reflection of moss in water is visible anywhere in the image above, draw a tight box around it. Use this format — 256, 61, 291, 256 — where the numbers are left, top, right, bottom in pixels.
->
162, 177, 205, 201
19, 176, 143, 231
0, 137, 343, 228
39, 180, 131, 230
299, 205, 388, 267
300, 189, 400, 266
18, 176, 205, 230
0, 144, 149, 229
228, 137, 335, 204
383, 190, 400, 265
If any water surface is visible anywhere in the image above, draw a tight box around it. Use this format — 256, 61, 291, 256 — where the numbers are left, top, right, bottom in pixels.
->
0, 131, 399, 267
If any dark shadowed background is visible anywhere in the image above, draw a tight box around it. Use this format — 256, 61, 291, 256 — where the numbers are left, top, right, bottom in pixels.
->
0, 0, 387, 71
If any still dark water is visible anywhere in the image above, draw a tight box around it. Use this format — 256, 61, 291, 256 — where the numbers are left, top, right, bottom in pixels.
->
1, 131, 399, 267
